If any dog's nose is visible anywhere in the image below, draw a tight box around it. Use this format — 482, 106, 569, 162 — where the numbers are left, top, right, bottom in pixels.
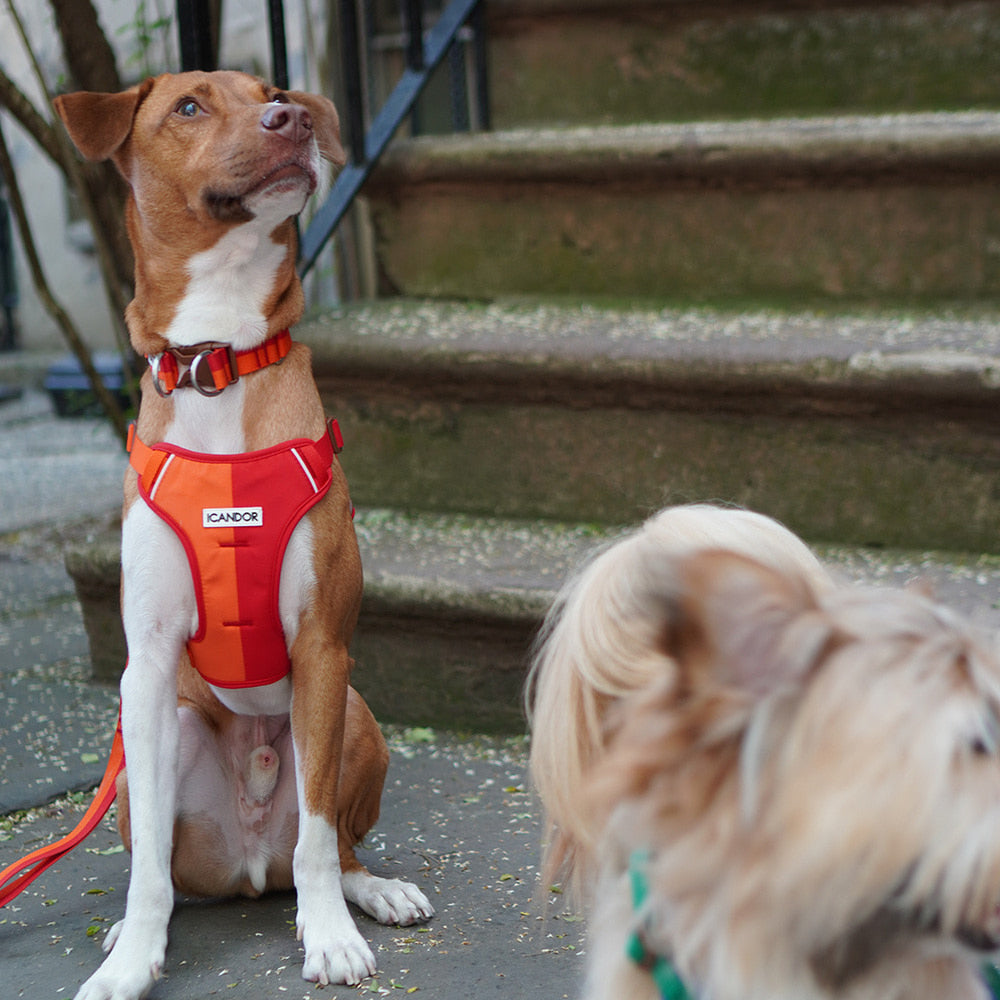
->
261, 103, 313, 145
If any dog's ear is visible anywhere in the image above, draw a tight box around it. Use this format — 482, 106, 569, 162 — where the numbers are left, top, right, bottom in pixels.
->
286, 91, 347, 167
666, 550, 843, 699
54, 80, 153, 165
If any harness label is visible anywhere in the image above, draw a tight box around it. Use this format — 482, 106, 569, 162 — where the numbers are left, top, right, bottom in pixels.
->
202, 506, 264, 527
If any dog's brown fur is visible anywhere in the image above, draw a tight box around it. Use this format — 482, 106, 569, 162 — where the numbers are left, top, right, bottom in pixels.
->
55, 72, 432, 1000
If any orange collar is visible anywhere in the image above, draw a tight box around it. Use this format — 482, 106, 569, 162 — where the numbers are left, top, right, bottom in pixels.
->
148, 329, 292, 397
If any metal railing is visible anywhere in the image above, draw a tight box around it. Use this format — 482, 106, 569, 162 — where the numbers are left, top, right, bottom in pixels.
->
175, 0, 490, 278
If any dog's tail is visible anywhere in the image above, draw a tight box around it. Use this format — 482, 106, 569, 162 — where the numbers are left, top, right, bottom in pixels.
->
526, 503, 832, 889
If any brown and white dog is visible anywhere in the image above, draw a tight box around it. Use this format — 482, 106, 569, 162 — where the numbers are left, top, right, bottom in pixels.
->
529, 504, 1000, 1000
54, 71, 433, 1000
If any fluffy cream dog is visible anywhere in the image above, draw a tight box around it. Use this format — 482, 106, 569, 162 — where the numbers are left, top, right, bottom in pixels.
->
529, 505, 1000, 1000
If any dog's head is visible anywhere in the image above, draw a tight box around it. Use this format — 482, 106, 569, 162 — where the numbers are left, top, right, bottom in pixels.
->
591, 549, 1000, 995
54, 70, 345, 230
54, 72, 347, 354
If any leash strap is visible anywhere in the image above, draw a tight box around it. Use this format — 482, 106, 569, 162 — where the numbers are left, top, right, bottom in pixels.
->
0, 709, 124, 907
626, 851, 692, 1000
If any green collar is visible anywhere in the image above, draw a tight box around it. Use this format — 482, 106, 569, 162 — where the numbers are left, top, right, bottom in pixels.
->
627, 851, 1000, 1000
627, 851, 693, 1000
983, 963, 1000, 998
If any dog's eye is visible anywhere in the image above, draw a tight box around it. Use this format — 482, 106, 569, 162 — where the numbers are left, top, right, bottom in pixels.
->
175, 98, 202, 118
271, 93, 290, 105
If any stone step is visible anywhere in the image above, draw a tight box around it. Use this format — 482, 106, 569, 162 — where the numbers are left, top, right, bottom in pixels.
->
64, 507, 1000, 735
363, 114, 1000, 306
65, 508, 607, 734
484, 0, 1000, 129
301, 299, 1000, 554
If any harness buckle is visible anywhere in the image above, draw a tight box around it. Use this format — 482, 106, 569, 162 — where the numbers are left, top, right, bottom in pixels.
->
327, 417, 344, 455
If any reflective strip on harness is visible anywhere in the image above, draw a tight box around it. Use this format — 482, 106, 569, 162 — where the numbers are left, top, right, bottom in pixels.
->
128, 423, 341, 689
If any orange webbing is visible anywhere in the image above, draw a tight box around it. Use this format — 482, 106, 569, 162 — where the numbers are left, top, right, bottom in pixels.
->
0, 709, 124, 907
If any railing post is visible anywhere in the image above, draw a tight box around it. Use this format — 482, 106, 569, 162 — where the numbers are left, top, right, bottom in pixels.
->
176, 0, 216, 73
267, 0, 290, 90
403, 0, 425, 136
471, 1, 491, 132
300, 0, 491, 276
404, 0, 425, 70
339, 0, 367, 166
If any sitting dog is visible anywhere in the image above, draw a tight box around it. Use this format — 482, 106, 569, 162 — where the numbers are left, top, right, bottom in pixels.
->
529, 504, 1000, 1000
54, 72, 433, 1000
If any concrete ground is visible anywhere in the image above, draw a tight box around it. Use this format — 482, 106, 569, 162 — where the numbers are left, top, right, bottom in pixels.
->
0, 731, 585, 1000
0, 377, 585, 999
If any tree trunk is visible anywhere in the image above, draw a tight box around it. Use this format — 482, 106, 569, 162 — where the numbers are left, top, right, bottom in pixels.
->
46, 0, 132, 291
50, 0, 122, 93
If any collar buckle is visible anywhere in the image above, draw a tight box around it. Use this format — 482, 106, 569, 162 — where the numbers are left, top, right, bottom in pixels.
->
146, 333, 289, 398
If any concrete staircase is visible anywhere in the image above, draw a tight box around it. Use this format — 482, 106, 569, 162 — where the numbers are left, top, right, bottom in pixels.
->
365, 0, 1000, 309
68, 0, 1000, 732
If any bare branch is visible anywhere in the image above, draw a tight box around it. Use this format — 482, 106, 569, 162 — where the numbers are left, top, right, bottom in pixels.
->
0, 64, 65, 165
0, 117, 129, 445
6, 0, 133, 357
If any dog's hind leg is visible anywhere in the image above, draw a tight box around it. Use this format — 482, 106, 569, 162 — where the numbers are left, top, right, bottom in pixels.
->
337, 688, 435, 926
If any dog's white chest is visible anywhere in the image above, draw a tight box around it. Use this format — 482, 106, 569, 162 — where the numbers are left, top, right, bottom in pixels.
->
164, 223, 287, 352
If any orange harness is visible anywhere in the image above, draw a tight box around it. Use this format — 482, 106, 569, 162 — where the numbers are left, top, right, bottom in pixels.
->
125, 421, 343, 688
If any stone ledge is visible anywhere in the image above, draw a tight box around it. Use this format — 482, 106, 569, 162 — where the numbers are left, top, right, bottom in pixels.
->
360, 120, 1000, 303
368, 114, 1000, 188
301, 300, 1000, 412
63, 506, 1000, 734
63, 509, 613, 732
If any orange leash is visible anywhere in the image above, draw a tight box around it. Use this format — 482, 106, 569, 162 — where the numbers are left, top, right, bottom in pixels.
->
0, 709, 124, 906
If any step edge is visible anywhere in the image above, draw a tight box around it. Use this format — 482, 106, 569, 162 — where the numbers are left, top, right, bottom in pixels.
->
368, 113, 1000, 187
299, 305, 1000, 406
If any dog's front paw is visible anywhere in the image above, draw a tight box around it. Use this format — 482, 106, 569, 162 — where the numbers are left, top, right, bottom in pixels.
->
75, 916, 166, 1000
297, 914, 377, 986
74, 951, 162, 1000
343, 871, 435, 926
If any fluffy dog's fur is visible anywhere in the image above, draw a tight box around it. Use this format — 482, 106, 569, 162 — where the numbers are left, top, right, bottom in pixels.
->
528, 504, 1000, 1000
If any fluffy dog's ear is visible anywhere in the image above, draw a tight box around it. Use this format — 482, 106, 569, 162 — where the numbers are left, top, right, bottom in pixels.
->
54, 83, 150, 163
286, 91, 347, 166
667, 550, 843, 698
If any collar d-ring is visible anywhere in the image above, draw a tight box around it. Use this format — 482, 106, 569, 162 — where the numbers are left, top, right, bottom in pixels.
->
149, 353, 173, 397
189, 348, 226, 397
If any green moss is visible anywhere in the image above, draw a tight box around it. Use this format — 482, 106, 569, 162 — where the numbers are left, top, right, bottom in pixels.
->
370, 179, 1000, 308
490, 5, 1000, 128
336, 397, 1000, 554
